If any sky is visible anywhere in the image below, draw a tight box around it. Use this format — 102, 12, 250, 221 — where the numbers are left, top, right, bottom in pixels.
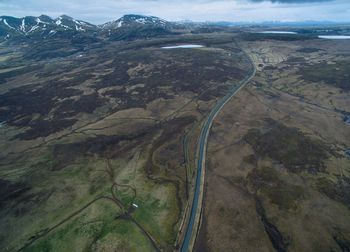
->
0, 0, 349, 24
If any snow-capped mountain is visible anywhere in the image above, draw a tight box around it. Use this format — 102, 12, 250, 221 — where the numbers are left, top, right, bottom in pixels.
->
0, 15, 97, 40
100, 14, 170, 30
0, 14, 181, 42
54, 15, 96, 32
98, 14, 175, 40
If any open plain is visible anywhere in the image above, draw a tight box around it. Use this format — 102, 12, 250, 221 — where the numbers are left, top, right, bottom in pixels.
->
0, 32, 251, 251
196, 34, 350, 252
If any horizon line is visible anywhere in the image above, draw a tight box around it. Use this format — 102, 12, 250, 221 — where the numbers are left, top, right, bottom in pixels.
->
1, 13, 350, 26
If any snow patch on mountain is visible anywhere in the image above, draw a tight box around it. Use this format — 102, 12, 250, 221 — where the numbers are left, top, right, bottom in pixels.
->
36, 17, 49, 25
20, 19, 26, 33
75, 25, 85, 31
3, 19, 16, 30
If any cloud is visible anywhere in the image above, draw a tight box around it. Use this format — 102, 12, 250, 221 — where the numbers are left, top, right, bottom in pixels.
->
249, 0, 333, 3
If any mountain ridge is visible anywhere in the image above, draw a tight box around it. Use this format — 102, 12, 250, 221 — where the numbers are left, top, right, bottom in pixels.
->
2, 13, 350, 43
0, 14, 178, 42
100, 14, 170, 30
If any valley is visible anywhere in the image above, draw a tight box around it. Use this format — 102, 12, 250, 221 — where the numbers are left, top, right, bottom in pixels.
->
196, 34, 350, 252
0, 13, 350, 252
0, 21, 251, 251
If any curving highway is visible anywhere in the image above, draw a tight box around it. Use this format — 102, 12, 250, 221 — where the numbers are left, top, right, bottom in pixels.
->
180, 47, 256, 252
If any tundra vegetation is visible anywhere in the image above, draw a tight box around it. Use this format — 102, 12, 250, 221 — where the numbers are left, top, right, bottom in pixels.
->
195, 31, 350, 252
0, 30, 250, 251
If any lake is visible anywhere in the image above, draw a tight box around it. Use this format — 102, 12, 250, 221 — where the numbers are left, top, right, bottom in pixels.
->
259, 31, 297, 34
161, 44, 204, 49
318, 35, 350, 40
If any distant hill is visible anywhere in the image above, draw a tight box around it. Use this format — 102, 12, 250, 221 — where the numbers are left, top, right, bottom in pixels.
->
0, 15, 97, 41
2, 14, 350, 43
99, 14, 176, 40
0, 14, 182, 42
100, 14, 170, 30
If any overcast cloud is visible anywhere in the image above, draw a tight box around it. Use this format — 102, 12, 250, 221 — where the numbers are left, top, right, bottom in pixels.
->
250, 0, 332, 2
0, 0, 349, 24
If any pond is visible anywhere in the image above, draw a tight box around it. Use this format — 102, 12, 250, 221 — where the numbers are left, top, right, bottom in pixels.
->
346, 149, 350, 160
259, 31, 297, 34
343, 115, 350, 124
161, 44, 204, 49
318, 35, 350, 40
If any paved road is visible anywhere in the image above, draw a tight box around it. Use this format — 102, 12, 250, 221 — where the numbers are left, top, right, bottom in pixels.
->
180, 48, 256, 252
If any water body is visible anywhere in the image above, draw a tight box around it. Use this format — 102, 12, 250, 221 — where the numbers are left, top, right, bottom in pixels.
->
343, 115, 350, 124
345, 150, 350, 160
161, 44, 204, 49
318, 35, 350, 40
259, 31, 297, 34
